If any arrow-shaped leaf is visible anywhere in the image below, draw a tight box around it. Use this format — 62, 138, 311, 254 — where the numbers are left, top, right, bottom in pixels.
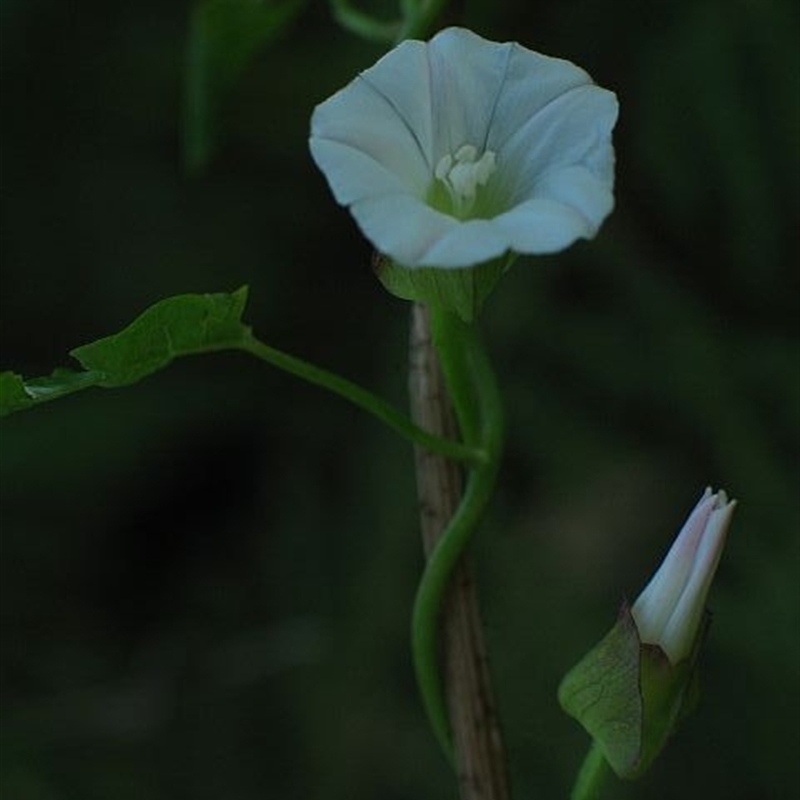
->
1, 287, 250, 418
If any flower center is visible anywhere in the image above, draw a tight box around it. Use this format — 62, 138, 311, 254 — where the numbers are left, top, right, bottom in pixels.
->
433, 144, 497, 218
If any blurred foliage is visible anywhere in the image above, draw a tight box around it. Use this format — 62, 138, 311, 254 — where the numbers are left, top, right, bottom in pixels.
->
0, 0, 798, 798
184, 0, 308, 172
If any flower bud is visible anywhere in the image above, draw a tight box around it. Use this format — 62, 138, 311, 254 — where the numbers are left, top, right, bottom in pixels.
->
631, 488, 736, 663
558, 489, 737, 779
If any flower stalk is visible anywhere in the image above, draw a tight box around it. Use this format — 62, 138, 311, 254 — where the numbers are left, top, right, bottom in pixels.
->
570, 741, 610, 800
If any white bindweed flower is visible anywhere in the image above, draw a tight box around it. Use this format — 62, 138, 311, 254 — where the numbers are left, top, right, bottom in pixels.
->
631, 488, 737, 664
309, 27, 618, 270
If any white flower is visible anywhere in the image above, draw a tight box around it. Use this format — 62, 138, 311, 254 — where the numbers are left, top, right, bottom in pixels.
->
631, 488, 737, 664
309, 27, 618, 269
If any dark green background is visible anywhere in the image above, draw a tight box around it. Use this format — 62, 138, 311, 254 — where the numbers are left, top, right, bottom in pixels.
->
1, 1, 798, 798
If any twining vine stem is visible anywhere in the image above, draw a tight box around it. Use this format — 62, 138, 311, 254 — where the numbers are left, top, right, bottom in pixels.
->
409, 303, 511, 799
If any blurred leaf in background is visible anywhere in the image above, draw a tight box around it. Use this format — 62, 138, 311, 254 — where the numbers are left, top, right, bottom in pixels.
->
184, 0, 308, 173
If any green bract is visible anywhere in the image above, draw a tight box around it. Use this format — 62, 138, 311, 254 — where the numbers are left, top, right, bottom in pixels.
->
558, 604, 704, 779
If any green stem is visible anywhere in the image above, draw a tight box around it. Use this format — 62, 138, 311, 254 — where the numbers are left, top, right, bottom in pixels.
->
411, 309, 505, 762
570, 742, 611, 800
330, 0, 401, 42
238, 332, 485, 466
397, 0, 449, 41
430, 311, 496, 447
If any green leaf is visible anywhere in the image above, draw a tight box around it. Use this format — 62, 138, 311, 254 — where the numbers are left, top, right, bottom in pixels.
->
184, 0, 307, 172
0, 372, 34, 417
24, 368, 107, 399
1, 366, 108, 419
72, 287, 250, 386
0, 288, 250, 418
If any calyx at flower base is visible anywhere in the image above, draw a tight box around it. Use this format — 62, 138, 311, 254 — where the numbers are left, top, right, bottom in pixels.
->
374, 252, 514, 323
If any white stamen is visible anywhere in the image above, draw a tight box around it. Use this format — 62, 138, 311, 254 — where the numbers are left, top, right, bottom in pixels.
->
434, 143, 497, 216
454, 144, 478, 163
434, 153, 452, 181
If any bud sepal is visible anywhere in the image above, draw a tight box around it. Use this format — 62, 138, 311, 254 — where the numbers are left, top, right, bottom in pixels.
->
558, 602, 706, 780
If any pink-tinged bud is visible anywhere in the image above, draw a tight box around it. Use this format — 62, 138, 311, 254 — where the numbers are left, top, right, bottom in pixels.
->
559, 488, 738, 780
631, 488, 736, 664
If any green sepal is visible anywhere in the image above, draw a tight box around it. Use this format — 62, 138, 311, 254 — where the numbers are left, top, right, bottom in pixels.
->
558, 604, 707, 780
1, 287, 250, 418
374, 253, 513, 323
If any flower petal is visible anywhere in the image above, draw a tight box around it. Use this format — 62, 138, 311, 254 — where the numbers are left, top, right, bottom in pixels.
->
310, 42, 434, 198
662, 496, 736, 659
486, 47, 597, 155
349, 193, 459, 266
309, 138, 413, 205
491, 192, 602, 254
355, 40, 435, 173
495, 85, 618, 208
527, 166, 615, 238
418, 217, 510, 267
631, 490, 716, 643
426, 28, 514, 158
